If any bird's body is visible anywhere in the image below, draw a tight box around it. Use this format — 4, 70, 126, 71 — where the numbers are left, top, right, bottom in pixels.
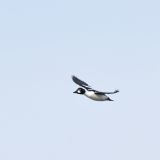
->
84, 90, 110, 101
72, 75, 119, 101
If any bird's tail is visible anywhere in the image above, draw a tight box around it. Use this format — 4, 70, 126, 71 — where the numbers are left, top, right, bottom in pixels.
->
107, 97, 114, 101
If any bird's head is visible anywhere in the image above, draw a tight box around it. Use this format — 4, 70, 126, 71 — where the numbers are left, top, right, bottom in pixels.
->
73, 88, 86, 95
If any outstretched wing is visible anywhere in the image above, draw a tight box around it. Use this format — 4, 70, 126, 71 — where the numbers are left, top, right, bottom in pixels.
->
94, 89, 119, 95
72, 75, 119, 94
72, 75, 92, 90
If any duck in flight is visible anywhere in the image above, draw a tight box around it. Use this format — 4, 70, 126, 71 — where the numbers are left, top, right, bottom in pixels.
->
72, 75, 119, 101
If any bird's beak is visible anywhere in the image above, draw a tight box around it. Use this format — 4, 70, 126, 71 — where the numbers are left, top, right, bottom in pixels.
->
73, 91, 77, 93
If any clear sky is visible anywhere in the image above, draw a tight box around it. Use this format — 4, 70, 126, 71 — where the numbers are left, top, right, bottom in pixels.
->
0, 0, 160, 159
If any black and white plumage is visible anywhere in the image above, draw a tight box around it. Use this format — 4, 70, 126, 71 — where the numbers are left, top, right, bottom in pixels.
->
72, 75, 119, 101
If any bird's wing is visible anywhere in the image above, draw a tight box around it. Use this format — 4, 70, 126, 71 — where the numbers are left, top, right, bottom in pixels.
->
94, 91, 108, 95
94, 89, 119, 95
72, 75, 119, 94
72, 75, 92, 90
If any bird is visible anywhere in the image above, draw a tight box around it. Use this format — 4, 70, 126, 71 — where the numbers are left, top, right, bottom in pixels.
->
72, 75, 119, 101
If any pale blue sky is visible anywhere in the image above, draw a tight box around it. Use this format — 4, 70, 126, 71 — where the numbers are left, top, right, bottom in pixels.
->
0, 0, 160, 160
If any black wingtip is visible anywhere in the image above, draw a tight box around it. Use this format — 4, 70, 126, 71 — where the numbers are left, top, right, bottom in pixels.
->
114, 89, 119, 93
72, 75, 78, 82
71, 75, 76, 80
